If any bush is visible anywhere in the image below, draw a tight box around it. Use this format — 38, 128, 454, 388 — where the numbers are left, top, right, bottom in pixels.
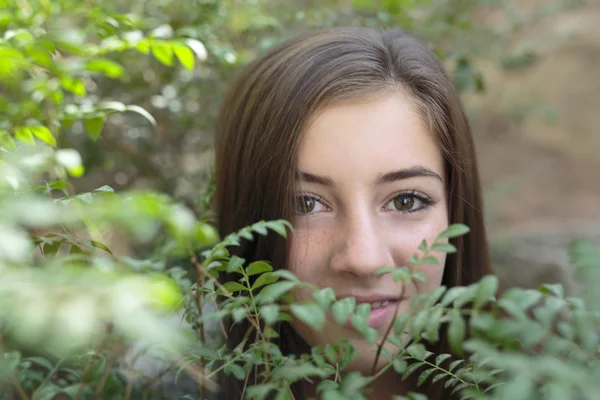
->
1, 0, 598, 399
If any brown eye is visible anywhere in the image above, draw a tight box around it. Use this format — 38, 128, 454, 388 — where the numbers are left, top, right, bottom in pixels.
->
393, 195, 415, 211
296, 195, 317, 214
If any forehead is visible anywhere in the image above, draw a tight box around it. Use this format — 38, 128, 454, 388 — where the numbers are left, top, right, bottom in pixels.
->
298, 92, 444, 179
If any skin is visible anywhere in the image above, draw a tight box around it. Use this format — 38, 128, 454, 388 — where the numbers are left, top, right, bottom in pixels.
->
287, 90, 449, 397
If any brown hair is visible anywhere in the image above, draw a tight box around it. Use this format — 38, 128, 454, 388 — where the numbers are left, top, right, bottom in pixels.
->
213, 26, 492, 399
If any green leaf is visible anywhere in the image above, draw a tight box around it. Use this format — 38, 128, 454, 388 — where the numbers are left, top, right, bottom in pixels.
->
436, 224, 470, 239
32, 384, 62, 400
251, 221, 268, 235
265, 220, 292, 237
406, 343, 427, 361
402, 361, 424, 380
393, 312, 410, 336
173, 43, 195, 70
60, 77, 86, 96
251, 272, 279, 290
312, 287, 336, 310
260, 304, 280, 325
410, 309, 430, 338
226, 363, 246, 380
30, 126, 56, 147
271, 269, 299, 281
417, 368, 435, 387
86, 58, 124, 78
448, 360, 463, 374
256, 281, 297, 304
539, 283, 564, 299
435, 353, 452, 366
421, 255, 440, 265
23, 356, 53, 371
418, 239, 428, 253
245, 384, 277, 400
431, 243, 457, 254
185, 38, 207, 61
393, 359, 407, 373
271, 362, 328, 382
226, 256, 245, 273
125, 105, 156, 126
474, 275, 499, 308
339, 371, 372, 395
221, 281, 247, 293
332, 297, 356, 326
448, 309, 465, 356
392, 267, 411, 282
135, 38, 150, 53
151, 41, 173, 66
247, 261, 273, 276
232, 307, 247, 323
14, 127, 35, 145
291, 303, 325, 331
89, 240, 113, 255
84, 116, 105, 140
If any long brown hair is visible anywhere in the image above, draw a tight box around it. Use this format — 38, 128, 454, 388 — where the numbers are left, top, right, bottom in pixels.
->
213, 27, 492, 399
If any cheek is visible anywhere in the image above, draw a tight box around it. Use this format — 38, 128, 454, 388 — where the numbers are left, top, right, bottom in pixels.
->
287, 229, 328, 284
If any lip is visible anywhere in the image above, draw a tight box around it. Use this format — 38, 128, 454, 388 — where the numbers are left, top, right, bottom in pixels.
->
337, 294, 403, 330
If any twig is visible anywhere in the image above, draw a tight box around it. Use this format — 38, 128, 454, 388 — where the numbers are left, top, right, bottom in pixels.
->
11, 375, 29, 400
94, 357, 115, 397
370, 285, 406, 376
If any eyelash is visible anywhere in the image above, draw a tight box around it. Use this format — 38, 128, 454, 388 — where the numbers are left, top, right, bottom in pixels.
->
294, 190, 436, 216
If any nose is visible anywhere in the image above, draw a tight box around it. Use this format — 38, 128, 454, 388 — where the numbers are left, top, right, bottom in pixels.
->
329, 210, 394, 279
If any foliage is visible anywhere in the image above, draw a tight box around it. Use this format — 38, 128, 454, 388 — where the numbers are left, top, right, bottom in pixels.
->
1, 0, 598, 399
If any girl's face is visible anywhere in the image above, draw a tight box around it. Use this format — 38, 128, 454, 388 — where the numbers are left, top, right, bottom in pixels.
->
288, 91, 448, 373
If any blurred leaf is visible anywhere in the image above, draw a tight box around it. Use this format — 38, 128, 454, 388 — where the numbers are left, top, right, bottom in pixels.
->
84, 116, 105, 140
125, 105, 156, 126
60, 77, 86, 96
30, 126, 56, 147
448, 309, 466, 356
437, 224, 470, 239
173, 43, 195, 70
86, 58, 125, 78
14, 127, 35, 145
291, 303, 325, 331
260, 304, 280, 324
151, 41, 174, 66
332, 297, 356, 326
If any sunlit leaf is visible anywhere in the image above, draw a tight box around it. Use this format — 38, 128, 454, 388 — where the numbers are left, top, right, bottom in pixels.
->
60, 77, 86, 96
151, 41, 173, 66
14, 127, 35, 145
173, 43, 195, 70
30, 126, 56, 147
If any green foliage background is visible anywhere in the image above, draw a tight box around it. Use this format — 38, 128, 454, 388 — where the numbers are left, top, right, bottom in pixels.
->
0, 0, 597, 399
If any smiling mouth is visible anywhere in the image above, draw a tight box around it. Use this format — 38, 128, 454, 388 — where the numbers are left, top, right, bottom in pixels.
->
370, 300, 392, 309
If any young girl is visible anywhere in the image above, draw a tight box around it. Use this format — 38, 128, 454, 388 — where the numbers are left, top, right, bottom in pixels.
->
213, 26, 493, 399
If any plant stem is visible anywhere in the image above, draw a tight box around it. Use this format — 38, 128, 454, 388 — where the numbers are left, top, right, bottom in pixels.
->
370, 285, 406, 376
11, 375, 29, 400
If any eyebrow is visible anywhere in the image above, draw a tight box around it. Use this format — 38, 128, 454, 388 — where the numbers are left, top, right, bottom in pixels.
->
297, 166, 443, 188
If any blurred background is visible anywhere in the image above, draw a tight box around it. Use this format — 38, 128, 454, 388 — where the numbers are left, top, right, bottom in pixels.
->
30, 0, 600, 293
